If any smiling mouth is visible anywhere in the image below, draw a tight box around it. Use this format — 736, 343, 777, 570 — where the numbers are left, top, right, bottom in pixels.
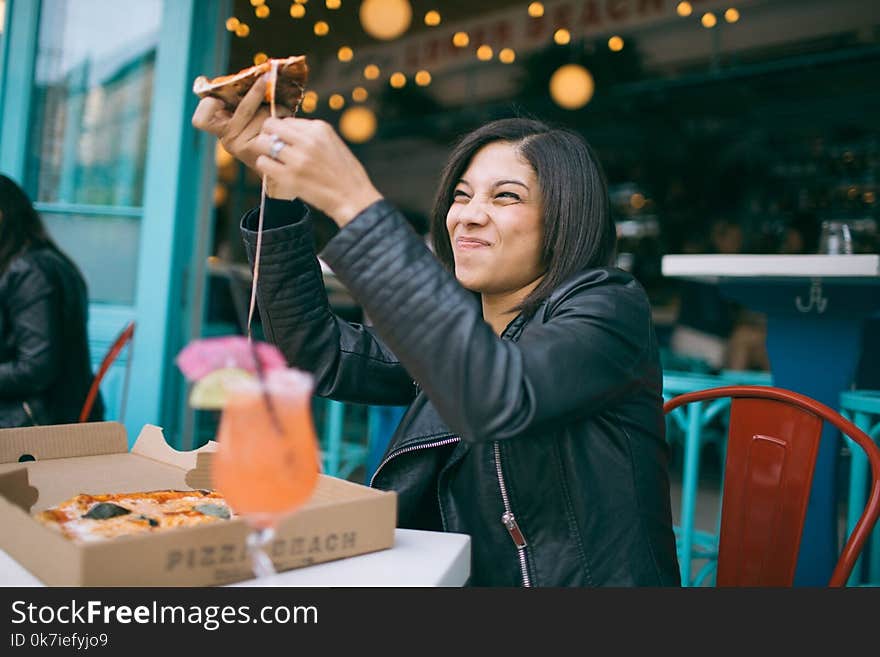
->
456, 237, 492, 248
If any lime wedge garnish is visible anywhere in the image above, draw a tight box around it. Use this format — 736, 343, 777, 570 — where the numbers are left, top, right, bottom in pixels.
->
189, 367, 256, 409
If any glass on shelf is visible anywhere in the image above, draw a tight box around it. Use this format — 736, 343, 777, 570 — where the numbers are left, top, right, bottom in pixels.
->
818, 220, 853, 255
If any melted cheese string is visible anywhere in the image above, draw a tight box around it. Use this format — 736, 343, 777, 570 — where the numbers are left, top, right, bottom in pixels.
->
246, 60, 280, 341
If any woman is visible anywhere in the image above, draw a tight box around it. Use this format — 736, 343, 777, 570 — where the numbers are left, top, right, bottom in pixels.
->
0, 175, 103, 427
193, 78, 680, 586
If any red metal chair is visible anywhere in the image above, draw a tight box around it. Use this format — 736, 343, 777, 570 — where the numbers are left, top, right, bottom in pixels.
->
79, 321, 135, 423
663, 385, 880, 586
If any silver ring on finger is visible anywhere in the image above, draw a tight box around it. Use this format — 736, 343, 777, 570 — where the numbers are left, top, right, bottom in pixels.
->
269, 134, 287, 160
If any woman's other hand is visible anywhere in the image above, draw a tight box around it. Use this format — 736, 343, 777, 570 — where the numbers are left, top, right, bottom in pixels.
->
253, 117, 383, 225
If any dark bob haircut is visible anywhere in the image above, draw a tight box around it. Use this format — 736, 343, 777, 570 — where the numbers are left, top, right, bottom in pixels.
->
0, 174, 68, 275
430, 118, 616, 317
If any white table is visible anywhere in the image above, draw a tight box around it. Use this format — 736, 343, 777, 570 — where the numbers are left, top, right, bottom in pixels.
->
0, 529, 471, 587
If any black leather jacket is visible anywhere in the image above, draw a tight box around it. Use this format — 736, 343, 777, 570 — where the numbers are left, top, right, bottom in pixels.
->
243, 199, 680, 586
0, 247, 103, 427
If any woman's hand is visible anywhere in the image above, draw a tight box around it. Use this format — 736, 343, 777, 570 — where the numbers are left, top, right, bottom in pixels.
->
191, 77, 297, 199
253, 117, 383, 226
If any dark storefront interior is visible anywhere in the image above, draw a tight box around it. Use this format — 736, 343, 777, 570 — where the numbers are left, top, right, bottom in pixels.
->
208, 0, 879, 374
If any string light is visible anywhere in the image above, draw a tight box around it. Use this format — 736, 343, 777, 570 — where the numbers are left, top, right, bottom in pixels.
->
352, 86, 369, 102
215, 142, 234, 168
329, 94, 345, 110
314, 20, 330, 35
390, 72, 406, 88
499, 48, 516, 64
676, 2, 692, 17
415, 70, 432, 86
250, 0, 265, 6
424, 10, 441, 26
225, 17, 240, 31
326, 0, 341, 8
253, 52, 268, 65
549, 64, 594, 109
301, 96, 317, 113
255, 5, 270, 18
235, 23, 250, 37
553, 28, 570, 45
725, 8, 740, 23
528, 2, 544, 18
608, 36, 624, 51
701, 12, 717, 28
452, 31, 469, 47
338, 46, 354, 62
339, 106, 377, 144
290, 4, 306, 18
360, 0, 413, 41
364, 64, 380, 79
476, 45, 493, 61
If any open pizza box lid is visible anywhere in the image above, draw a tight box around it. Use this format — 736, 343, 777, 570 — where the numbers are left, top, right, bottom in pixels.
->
0, 422, 396, 586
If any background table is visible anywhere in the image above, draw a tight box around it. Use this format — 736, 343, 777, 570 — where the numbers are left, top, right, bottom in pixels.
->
662, 253, 880, 585
0, 529, 471, 587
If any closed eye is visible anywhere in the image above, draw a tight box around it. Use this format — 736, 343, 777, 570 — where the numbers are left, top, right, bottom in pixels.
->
496, 191, 521, 201
453, 189, 470, 201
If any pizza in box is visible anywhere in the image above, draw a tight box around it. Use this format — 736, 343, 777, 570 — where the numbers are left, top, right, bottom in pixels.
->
35, 490, 235, 543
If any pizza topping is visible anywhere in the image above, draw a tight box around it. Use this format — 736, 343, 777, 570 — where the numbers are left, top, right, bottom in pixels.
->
83, 503, 131, 520
136, 515, 160, 527
193, 503, 231, 519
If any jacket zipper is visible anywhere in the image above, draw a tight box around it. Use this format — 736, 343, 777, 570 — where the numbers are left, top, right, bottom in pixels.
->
369, 435, 460, 487
494, 441, 532, 587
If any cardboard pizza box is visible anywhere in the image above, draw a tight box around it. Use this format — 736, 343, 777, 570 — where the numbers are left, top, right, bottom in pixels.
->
0, 422, 396, 586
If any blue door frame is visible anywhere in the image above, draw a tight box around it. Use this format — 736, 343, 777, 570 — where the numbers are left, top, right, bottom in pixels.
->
0, 0, 230, 447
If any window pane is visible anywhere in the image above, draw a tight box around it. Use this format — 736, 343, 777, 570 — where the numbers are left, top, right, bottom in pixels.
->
42, 212, 140, 305
27, 0, 162, 206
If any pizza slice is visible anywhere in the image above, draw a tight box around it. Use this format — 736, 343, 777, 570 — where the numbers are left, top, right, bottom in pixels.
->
193, 55, 308, 113
35, 489, 235, 543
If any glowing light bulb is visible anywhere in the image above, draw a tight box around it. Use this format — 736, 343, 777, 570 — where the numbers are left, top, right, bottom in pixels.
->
549, 64, 595, 110
554, 28, 571, 45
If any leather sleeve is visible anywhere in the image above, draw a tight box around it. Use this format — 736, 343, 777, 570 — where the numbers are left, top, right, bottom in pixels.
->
0, 261, 61, 397
241, 200, 416, 405
321, 200, 653, 443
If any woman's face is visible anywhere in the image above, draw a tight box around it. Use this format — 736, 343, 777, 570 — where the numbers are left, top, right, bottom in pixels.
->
446, 141, 544, 296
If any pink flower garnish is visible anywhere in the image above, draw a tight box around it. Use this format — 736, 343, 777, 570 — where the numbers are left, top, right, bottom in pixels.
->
176, 336, 287, 381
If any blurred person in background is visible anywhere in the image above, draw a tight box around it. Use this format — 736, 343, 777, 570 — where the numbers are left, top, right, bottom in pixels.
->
0, 175, 103, 427
193, 80, 681, 586
670, 216, 769, 371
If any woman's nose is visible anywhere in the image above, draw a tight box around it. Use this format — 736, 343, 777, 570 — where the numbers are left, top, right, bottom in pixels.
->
458, 198, 490, 226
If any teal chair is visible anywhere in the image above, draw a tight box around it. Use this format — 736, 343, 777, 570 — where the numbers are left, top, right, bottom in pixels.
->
663, 371, 730, 586
314, 399, 370, 481
840, 390, 880, 586
663, 368, 773, 586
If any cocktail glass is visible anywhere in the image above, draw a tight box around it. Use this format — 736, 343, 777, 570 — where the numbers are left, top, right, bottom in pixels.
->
213, 368, 320, 579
